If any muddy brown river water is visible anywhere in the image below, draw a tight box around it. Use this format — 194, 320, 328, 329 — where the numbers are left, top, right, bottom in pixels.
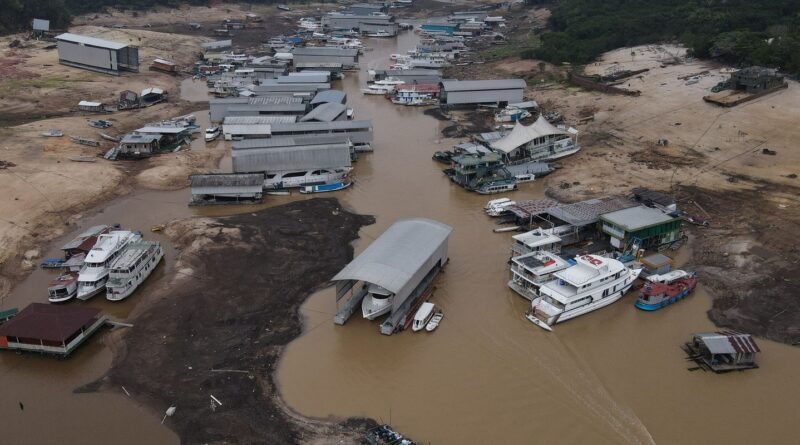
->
1, 28, 798, 445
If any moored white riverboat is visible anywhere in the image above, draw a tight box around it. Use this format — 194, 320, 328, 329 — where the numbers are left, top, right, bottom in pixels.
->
77, 230, 142, 300
106, 241, 164, 301
527, 255, 642, 331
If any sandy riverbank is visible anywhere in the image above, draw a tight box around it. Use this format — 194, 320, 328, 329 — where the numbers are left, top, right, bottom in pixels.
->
86, 198, 376, 443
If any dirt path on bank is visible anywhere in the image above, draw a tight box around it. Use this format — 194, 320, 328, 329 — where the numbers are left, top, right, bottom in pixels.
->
91, 199, 375, 444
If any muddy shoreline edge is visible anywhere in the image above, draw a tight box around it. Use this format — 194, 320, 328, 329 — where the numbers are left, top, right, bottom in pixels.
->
85, 198, 377, 444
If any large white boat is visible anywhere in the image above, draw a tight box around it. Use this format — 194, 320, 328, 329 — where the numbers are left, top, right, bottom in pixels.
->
361, 78, 405, 95
527, 255, 642, 331
106, 241, 164, 301
48, 272, 79, 303
408, 55, 450, 69
361, 283, 394, 320
508, 251, 571, 301
265, 167, 351, 189
77, 230, 142, 300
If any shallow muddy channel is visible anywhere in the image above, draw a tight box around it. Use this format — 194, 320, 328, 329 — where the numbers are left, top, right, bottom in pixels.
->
0, 28, 798, 445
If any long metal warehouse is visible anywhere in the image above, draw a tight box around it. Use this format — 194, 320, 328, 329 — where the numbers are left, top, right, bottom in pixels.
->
331, 218, 453, 334
210, 96, 305, 122
56, 33, 139, 75
439, 79, 526, 106
231, 143, 352, 173
270, 120, 373, 148
291, 47, 359, 67
189, 173, 265, 205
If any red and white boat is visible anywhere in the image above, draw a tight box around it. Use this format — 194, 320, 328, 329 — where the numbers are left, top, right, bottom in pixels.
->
635, 270, 697, 311
48, 272, 79, 303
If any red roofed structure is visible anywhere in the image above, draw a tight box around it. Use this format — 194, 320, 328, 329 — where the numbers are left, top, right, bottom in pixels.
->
0, 303, 107, 357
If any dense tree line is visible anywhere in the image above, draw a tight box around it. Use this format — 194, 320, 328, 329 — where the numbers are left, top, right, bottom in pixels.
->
527, 0, 800, 74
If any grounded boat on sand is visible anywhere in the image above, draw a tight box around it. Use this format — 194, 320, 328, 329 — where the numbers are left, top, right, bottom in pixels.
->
361, 283, 394, 320
412, 302, 435, 332
77, 230, 142, 300
635, 270, 697, 311
48, 272, 79, 303
527, 255, 642, 331
106, 241, 164, 301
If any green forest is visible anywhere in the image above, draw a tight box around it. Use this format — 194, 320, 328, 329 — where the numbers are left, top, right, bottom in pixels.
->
528, 0, 800, 74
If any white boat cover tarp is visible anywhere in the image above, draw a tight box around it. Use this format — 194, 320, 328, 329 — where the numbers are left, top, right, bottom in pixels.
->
490, 115, 566, 154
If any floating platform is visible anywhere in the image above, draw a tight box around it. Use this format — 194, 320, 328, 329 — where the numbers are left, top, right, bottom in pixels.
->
0, 304, 109, 357
703, 83, 788, 107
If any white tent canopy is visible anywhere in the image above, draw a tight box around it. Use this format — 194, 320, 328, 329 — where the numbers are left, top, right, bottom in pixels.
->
490, 115, 567, 154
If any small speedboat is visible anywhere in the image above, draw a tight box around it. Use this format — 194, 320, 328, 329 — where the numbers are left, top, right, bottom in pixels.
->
299, 180, 352, 194
425, 311, 443, 332
205, 126, 220, 142
412, 302, 435, 332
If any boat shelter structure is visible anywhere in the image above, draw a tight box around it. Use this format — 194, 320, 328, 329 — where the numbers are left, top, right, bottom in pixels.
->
189, 173, 265, 205
489, 116, 578, 164
684, 331, 760, 373
439, 79, 525, 107
332, 218, 452, 335
56, 33, 139, 75
61, 224, 110, 258
0, 303, 108, 357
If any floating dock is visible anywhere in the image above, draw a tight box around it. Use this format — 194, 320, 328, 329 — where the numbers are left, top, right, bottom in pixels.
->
0, 303, 109, 357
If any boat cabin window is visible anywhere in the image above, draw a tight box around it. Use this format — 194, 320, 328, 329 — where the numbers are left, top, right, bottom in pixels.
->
283, 171, 307, 178
266, 174, 276, 179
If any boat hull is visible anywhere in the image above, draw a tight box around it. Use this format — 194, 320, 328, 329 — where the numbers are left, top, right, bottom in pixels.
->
362, 295, 392, 320
635, 288, 694, 311
77, 282, 106, 300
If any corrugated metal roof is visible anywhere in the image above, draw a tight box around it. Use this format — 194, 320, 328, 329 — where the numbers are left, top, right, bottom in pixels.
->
227, 103, 307, 113
250, 83, 330, 93
276, 73, 330, 84
310, 90, 347, 105
32, 18, 50, 31
61, 225, 109, 250
121, 133, 161, 144
271, 120, 372, 133
141, 87, 164, 97
696, 332, 760, 354
190, 173, 264, 187
201, 40, 232, 49
547, 197, 636, 227
232, 144, 352, 172
211, 96, 303, 105
299, 102, 347, 122
0, 303, 100, 342
441, 79, 526, 92
56, 33, 128, 50
232, 134, 354, 150
600, 205, 677, 231
221, 124, 272, 135
135, 126, 190, 134
332, 218, 452, 294
223, 116, 297, 125
292, 47, 359, 56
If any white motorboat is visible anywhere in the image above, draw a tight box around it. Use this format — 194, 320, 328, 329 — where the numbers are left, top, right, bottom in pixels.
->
366, 30, 392, 38
526, 255, 642, 331
412, 302, 435, 332
484, 197, 511, 210
361, 78, 405, 95
425, 311, 443, 332
77, 230, 142, 300
486, 200, 516, 217
205, 126, 220, 142
264, 167, 351, 189
106, 241, 164, 301
361, 283, 394, 320
514, 173, 535, 183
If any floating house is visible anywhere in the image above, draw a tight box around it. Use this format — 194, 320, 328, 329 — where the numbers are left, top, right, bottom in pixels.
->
332, 218, 452, 335
729, 66, 786, 94
140, 87, 167, 105
439, 79, 525, 107
150, 58, 177, 74
61, 225, 111, 259
118, 133, 162, 157
201, 40, 233, 51
270, 120, 374, 150
392, 84, 440, 105
56, 33, 139, 75
684, 331, 760, 373
221, 124, 273, 140
599, 205, 683, 251
189, 173, 265, 205
323, 14, 395, 36
444, 152, 514, 193
78, 101, 104, 112
489, 116, 580, 164
0, 304, 108, 357
369, 69, 443, 84
420, 23, 459, 35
